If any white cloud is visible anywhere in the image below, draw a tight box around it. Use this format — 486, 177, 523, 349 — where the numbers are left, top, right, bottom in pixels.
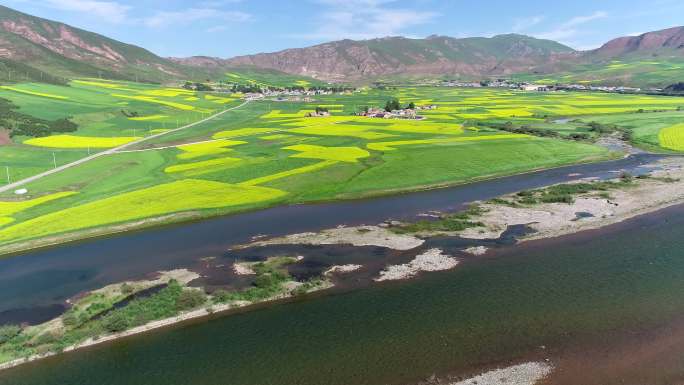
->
563, 11, 608, 28
295, 0, 438, 40
512, 15, 544, 33
143, 8, 251, 28
41, 0, 131, 23
534, 11, 608, 42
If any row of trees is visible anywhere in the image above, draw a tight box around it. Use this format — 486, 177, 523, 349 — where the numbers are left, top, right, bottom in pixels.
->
0, 98, 77, 137
182, 81, 214, 91
384, 98, 415, 112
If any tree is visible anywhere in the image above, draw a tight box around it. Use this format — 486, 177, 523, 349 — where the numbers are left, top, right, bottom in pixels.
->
103, 312, 130, 333
384, 98, 401, 112
407, 102, 415, 109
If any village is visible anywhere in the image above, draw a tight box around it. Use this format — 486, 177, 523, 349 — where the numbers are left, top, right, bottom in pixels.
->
439, 78, 648, 93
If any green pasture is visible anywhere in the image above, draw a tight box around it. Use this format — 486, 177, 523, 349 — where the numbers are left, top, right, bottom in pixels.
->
513, 58, 684, 87
224, 68, 330, 88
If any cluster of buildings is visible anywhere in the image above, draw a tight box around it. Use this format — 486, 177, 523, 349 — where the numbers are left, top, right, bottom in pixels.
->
356, 105, 436, 120
555, 84, 642, 93
304, 110, 331, 117
439, 79, 645, 94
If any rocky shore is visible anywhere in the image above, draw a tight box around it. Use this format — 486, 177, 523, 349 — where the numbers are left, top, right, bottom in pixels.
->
448, 362, 553, 385
458, 157, 684, 242
375, 249, 458, 281
233, 225, 425, 251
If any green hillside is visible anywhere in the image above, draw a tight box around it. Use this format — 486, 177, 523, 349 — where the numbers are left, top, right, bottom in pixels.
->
224, 67, 331, 88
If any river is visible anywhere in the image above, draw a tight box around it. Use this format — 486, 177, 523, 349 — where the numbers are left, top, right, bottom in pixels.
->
0, 154, 663, 324
3, 192, 684, 384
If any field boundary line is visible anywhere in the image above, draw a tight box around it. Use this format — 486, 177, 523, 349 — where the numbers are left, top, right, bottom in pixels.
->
0, 100, 250, 194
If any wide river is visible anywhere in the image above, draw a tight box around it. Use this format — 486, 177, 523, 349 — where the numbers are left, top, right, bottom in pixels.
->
3, 154, 684, 384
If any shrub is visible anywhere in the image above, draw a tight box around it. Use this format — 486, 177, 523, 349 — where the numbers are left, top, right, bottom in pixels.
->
102, 312, 130, 333
175, 289, 207, 311
0, 324, 21, 344
33, 332, 59, 346
212, 289, 233, 304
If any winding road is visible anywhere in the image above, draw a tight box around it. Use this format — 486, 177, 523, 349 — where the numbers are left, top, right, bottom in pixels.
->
0, 99, 250, 194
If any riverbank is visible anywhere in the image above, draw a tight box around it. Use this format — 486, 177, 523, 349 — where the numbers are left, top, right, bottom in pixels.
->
236, 157, 684, 256
458, 157, 684, 242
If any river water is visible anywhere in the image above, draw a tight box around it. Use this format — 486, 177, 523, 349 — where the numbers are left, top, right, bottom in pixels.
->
3, 195, 684, 384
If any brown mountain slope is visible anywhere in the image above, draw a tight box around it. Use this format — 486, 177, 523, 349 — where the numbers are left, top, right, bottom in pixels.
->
211, 34, 575, 81
0, 4, 185, 82
589, 26, 684, 57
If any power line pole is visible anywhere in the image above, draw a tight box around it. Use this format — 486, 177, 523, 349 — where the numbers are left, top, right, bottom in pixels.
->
52, 152, 57, 169
5, 166, 9, 184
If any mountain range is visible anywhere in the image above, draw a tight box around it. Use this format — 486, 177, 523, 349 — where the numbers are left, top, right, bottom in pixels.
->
0, 4, 683, 87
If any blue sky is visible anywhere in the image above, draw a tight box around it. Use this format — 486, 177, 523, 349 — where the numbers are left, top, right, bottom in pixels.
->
5, 0, 684, 58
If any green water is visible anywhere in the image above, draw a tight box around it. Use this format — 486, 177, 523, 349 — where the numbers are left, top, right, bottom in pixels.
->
4, 206, 684, 385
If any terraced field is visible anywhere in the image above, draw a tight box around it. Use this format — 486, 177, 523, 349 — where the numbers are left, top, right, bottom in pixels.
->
1, 85, 683, 251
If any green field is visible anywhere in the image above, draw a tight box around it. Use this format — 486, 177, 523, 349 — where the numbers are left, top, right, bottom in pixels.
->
0, 79, 243, 182
224, 67, 331, 88
512, 58, 684, 87
1, 84, 683, 250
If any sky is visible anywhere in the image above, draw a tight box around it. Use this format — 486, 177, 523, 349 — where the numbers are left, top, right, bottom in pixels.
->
4, 0, 684, 58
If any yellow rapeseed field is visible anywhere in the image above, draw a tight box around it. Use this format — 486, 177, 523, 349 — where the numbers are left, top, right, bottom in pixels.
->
25, 135, 141, 148
165, 157, 242, 175
287, 124, 395, 140
284, 144, 370, 162
0, 86, 69, 100
213, 128, 276, 139
239, 160, 339, 187
205, 95, 235, 104
0, 191, 77, 217
72, 80, 136, 91
128, 115, 168, 121
111, 94, 199, 111
659, 123, 684, 151
0, 179, 287, 243
141, 89, 195, 97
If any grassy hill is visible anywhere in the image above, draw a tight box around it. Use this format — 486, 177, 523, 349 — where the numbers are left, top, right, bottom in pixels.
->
0, 5, 186, 83
224, 67, 331, 88
513, 57, 684, 87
